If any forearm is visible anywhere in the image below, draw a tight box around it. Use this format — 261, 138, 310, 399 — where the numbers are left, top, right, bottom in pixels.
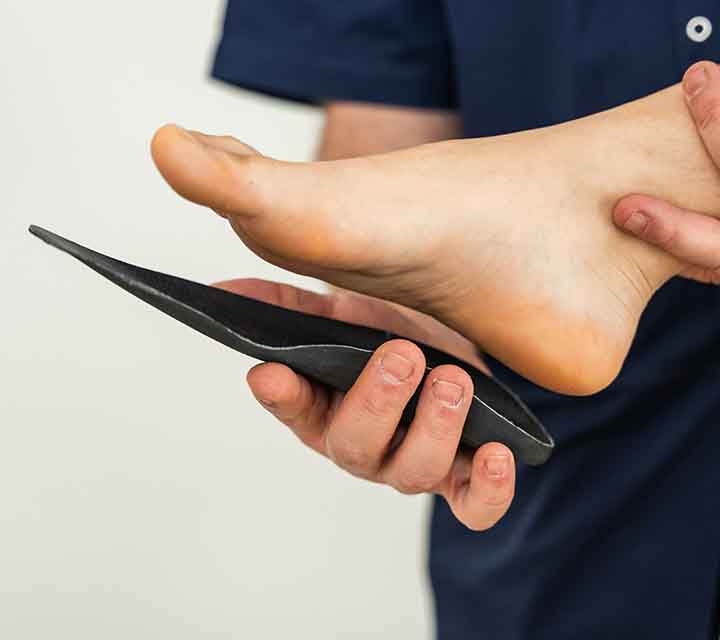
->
316, 102, 461, 160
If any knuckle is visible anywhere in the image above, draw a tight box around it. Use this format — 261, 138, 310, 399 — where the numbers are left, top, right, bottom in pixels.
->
425, 414, 464, 443
645, 218, 676, 250
393, 470, 439, 495
359, 378, 409, 421
482, 489, 513, 508
274, 387, 315, 428
695, 96, 720, 132
328, 438, 374, 475
360, 391, 394, 420
269, 404, 305, 431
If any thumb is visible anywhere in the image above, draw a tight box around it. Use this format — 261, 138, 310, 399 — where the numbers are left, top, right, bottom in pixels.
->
613, 193, 720, 278
682, 61, 720, 167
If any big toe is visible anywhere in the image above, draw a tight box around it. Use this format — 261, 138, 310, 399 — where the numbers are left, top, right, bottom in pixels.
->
151, 124, 381, 274
151, 124, 270, 217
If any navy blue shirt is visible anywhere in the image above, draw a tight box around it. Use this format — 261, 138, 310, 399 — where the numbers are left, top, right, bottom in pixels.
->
213, 3, 720, 638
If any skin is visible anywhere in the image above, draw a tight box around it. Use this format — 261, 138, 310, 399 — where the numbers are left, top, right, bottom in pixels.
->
614, 61, 720, 284
219, 105, 518, 532
217, 278, 516, 530
151, 78, 720, 398
148, 64, 720, 532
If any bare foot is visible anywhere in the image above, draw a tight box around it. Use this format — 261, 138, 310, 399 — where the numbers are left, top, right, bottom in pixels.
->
150, 83, 720, 395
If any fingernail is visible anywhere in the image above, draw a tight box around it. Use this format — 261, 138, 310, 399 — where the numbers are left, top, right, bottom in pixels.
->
380, 352, 414, 382
484, 455, 509, 479
259, 397, 276, 410
684, 65, 708, 98
623, 211, 648, 235
432, 379, 464, 407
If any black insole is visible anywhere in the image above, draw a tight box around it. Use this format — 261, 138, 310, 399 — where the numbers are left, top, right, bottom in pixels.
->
29, 225, 554, 465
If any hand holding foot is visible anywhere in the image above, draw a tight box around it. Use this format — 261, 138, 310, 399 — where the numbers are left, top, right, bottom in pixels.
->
152, 82, 720, 395
216, 278, 515, 531
614, 62, 720, 286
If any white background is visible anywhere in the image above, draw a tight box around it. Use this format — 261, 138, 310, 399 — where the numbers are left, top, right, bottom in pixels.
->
0, 2, 433, 637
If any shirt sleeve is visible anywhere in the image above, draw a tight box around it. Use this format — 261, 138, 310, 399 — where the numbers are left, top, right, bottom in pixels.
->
211, 0, 456, 109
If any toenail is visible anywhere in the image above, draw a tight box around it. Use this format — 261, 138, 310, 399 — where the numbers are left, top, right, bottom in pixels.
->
431, 379, 464, 407
380, 352, 414, 383
484, 455, 509, 479
180, 130, 205, 148
684, 65, 708, 98
623, 211, 649, 235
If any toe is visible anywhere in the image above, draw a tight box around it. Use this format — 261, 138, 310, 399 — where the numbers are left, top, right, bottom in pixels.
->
151, 124, 271, 217
151, 124, 358, 271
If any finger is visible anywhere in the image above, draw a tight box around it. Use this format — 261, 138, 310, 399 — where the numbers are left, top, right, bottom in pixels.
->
213, 278, 486, 366
214, 278, 335, 317
443, 443, 515, 531
247, 362, 331, 455
381, 365, 472, 494
613, 194, 720, 273
214, 278, 400, 329
324, 340, 425, 479
682, 61, 720, 167
214, 278, 439, 339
